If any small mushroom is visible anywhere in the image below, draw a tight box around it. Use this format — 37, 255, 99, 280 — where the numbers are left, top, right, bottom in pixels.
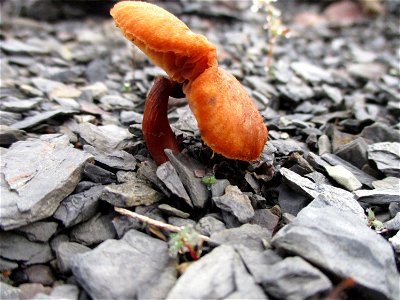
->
111, 1, 268, 164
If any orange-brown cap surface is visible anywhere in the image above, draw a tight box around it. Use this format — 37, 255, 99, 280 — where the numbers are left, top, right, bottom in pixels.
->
111, 1, 217, 82
184, 66, 268, 161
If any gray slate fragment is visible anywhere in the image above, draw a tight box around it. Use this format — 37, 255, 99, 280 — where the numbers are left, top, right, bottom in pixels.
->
83, 145, 137, 171
211, 179, 230, 198
211, 224, 271, 252
278, 183, 309, 216
384, 212, 400, 230
272, 206, 399, 300
10, 109, 76, 130
322, 84, 343, 104
354, 189, 399, 205
72, 229, 171, 300
1, 98, 42, 113
368, 142, 400, 177
277, 83, 314, 103
77, 123, 133, 153
137, 160, 171, 196
0, 134, 93, 230
335, 137, 369, 169
0, 232, 53, 265
99, 95, 135, 111
70, 213, 116, 246
259, 256, 332, 300
291, 61, 333, 83
33, 284, 80, 300
372, 177, 400, 190
212, 185, 254, 223
101, 177, 163, 207
324, 165, 362, 191
250, 209, 279, 231
1, 282, 21, 300
270, 139, 304, 156
0, 39, 49, 55
83, 163, 116, 184
23, 264, 55, 286
361, 123, 400, 143
165, 150, 209, 208
322, 153, 376, 187
54, 185, 104, 227
17, 221, 58, 242
166, 245, 268, 299
279, 167, 365, 219
156, 161, 192, 207
195, 215, 226, 236
158, 204, 190, 218
55, 242, 91, 274
0, 125, 26, 147
0, 257, 18, 272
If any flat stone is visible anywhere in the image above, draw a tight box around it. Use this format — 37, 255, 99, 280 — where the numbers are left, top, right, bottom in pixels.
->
31, 77, 64, 94
101, 175, 163, 207
361, 123, 400, 143
335, 137, 369, 169
1, 98, 42, 113
0, 125, 26, 147
279, 167, 364, 219
317, 134, 331, 155
210, 224, 271, 252
23, 264, 55, 286
1, 282, 21, 300
54, 185, 104, 227
354, 189, 399, 205
322, 84, 342, 105
137, 160, 171, 196
77, 123, 133, 153
195, 215, 226, 236
372, 177, 400, 190
368, 142, 400, 177
168, 216, 196, 228
83, 145, 137, 171
389, 231, 400, 253
158, 204, 190, 218
156, 161, 192, 207
0, 134, 93, 230
165, 150, 209, 208
33, 284, 80, 300
324, 165, 362, 191
55, 242, 91, 274
72, 229, 172, 299
249, 209, 280, 231
81, 82, 108, 99
277, 83, 315, 103
19, 283, 51, 300
83, 163, 116, 184
0, 257, 18, 272
384, 213, 400, 231
270, 140, 304, 156
0, 232, 53, 265
321, 153, 376, 187
120, 110, 144, 125
99, 95, 135, 111
10, 109, 76, 130
259, 256, 331, 300
271, 205, 399, 300
16, 221, 58, 242
212, 185, 254, 223
291, 61, 333, 83
85, 59, 107, 83
166, 245, 267, 299
0, 39, 49, 55
210, 179, 230, 198
278, 183, 309, 216
70, 213, 116, 246
347, 62, 387, 80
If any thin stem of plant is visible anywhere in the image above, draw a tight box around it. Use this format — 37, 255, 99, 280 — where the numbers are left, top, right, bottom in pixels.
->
115, 207, 210, 242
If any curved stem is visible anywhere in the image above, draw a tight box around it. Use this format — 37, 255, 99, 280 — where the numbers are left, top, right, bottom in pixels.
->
142, 77, 182, 165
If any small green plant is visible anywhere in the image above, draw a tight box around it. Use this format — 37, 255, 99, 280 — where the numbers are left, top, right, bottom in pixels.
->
201, 175, 217, 188
366, 208, 384, 231
121, 82, 132, 93
251, 0, 290, 75
168, 226, 203, 260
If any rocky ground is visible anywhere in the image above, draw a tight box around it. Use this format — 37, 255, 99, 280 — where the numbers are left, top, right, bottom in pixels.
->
0, 0, 399, 299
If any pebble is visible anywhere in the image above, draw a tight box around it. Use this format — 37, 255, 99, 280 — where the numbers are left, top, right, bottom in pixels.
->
83, 145, 137, 171
16, 221, 58, 243
72, 229, 171, 299
272, 203, 399, 300
158, 204, 190, 218
0, 125, 26, 147
212, 185, 255, 223
324, 165, 362, 191
0, 134, 93, 230
55, 242, 91, 274
195, 215, 226, 236
368, 142, 400, 177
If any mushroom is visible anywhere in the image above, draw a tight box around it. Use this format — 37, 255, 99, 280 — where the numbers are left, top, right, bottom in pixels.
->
111, 1, 268, 164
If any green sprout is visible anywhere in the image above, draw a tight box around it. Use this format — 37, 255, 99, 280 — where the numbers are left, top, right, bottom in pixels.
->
121, 82, 132, 93
366, 208, 384, 231
168, 226, 203, 260
251, 0, 290, 75
201, 175, 217, 187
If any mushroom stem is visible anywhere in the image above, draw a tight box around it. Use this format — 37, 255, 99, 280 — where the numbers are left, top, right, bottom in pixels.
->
142, 77, 182, 165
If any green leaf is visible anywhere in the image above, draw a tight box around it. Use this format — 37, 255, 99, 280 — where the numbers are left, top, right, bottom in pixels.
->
201, 175, 217, 186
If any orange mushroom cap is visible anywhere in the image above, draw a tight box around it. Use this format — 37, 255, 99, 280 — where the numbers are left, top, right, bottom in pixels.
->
110, 1, 217, 82
184, 66, 268, 161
